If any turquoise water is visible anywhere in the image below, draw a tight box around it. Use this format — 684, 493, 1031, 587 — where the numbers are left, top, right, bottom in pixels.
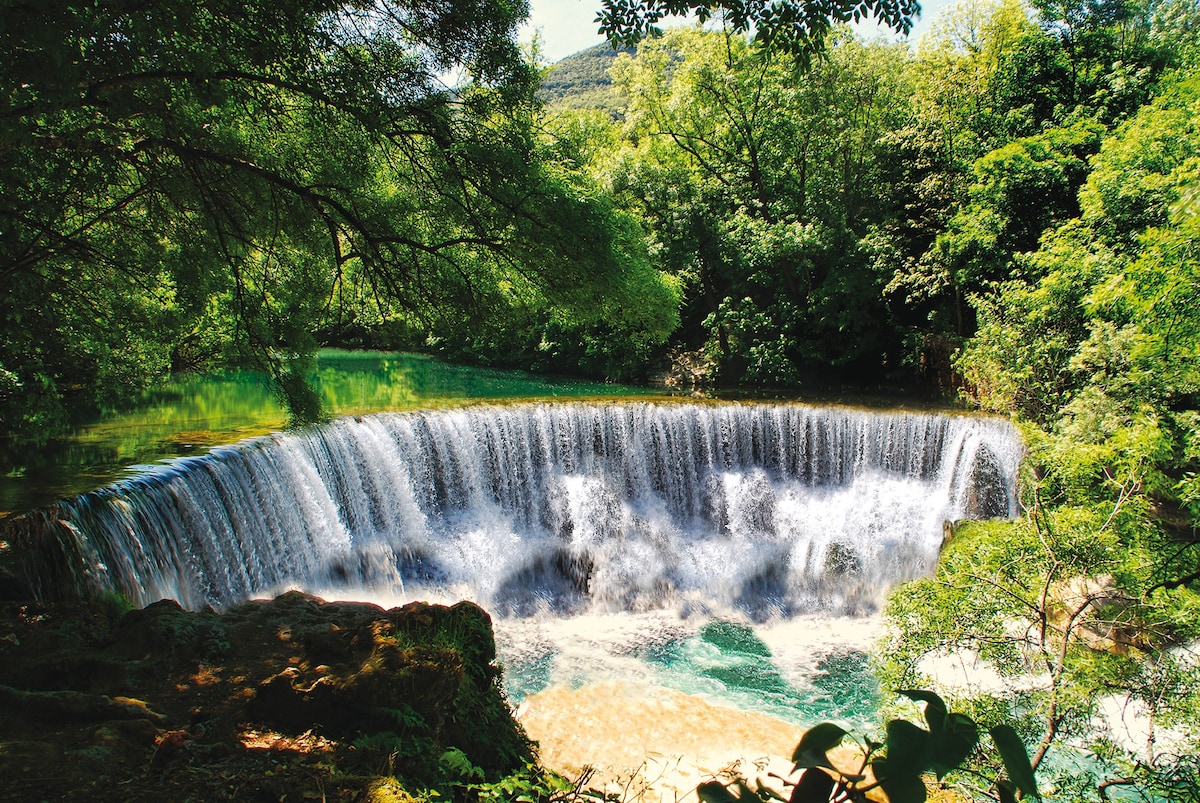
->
630, 619, 881, 729
0, 351, 659, 517
664, 620, 880, 726
494, 610, 886, 733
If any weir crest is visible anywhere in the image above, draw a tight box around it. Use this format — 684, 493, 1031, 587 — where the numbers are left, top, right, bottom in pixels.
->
23, 402, 1022, 618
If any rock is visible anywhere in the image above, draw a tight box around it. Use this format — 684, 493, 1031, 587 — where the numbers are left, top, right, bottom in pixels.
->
0, 598, 131, 694
247, 667, 356, 732
111, 598, 230, 665
366, 776, 420, 803
239, 596, 529, 777
0, 684, 166, 723
0, 590, 534, 801
519, 679, 804, 801
0, 552, 34, 601
91, 718, 160, 765
963, 445, 1008, 519
149, 728, 191, 768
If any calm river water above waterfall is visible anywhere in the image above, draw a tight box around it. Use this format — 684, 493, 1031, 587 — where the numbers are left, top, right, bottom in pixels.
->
0, 350, 658, 518
3, 352, 1023, 748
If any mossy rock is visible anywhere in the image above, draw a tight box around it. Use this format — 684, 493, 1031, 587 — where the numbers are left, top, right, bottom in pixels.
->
234, 594, 534, 780
0, 590, 534, 801
111, 599, 230, 664
366, 776, 419, 803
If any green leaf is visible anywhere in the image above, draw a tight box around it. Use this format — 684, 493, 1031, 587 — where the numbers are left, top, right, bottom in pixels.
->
545, 772, 573, 793
791, 723, 847, 770
877, 767, 928, 803
884, 718, 930, 774
996, 779, 1019, 803
698, 781, 741, 803
439, 747, 485, 781
898, 689, 948, 733
989, 725, 1040, 800
789, 768, 836, 803
929, 713, 978, 780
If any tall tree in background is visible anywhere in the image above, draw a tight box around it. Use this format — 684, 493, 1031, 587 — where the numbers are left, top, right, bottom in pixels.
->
608, 29, 911, 384
874, 0, 1172, 383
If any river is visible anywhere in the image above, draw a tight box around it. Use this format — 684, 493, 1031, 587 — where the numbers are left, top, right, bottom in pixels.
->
1, 352, 1023, 798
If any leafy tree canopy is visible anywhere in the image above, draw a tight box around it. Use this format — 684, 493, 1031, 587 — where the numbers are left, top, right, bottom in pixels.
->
596, 0, 921, 63
0, 0, 679, 429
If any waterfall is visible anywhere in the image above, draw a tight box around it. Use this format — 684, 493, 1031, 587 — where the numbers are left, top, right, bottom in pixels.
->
22, 402, 1022, 617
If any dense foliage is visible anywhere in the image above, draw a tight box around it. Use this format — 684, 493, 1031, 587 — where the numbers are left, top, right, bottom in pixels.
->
607, 27, 914, 386
538, 0, 1200, 798
700, 691, 1041, 803
596, 0, 921, 63
0, 0, 679, 432
557, 0, 1182, 394
878, 67, 1200, 800
5, 0, 1200, 797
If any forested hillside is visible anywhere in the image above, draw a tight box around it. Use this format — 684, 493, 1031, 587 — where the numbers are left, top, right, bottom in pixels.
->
539, 42, 632, 113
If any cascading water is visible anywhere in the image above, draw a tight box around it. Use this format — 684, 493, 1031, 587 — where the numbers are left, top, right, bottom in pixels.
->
18, 401, 1022, 744
27, 401, 1020, 616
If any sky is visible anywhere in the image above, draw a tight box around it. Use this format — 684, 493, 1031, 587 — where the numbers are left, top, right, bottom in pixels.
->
520, 0, 955, 63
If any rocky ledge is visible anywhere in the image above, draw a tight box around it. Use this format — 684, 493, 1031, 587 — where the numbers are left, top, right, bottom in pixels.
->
0, 591, 535, 802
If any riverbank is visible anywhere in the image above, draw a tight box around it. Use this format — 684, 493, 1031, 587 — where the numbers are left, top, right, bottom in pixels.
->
0, 591, 533, 802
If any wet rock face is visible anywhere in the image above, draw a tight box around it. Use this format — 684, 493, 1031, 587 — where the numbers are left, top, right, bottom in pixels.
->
0, 591, 532, 802
964, 446, 1009, 519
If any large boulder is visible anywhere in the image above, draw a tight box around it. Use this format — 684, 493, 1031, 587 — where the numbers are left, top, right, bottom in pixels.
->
0, 591, 533, 801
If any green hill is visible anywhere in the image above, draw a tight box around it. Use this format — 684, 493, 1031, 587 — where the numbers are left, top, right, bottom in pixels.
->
540, 42, 634, 113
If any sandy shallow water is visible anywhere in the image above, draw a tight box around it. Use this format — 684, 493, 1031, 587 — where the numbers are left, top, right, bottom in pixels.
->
518, 679, 805, 802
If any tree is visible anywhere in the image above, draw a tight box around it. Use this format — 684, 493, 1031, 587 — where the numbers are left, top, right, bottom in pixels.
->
1152, 0, 1200, 69
868, 0, 1041, 380
0, 0, 680, 430
879, 494, 1198, 801
1030, 0, 1162, 108
596, 0, 920, 64
607, 28, 911, 384
913, 119, 1103, 336
893, 68, 1200, 801
955, 71, 1200, 420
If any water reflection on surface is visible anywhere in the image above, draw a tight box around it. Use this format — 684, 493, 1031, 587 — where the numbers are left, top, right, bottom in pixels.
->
0, 351, 656, 517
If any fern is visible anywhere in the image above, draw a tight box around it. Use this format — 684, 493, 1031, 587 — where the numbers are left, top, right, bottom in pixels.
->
439, 748, 485, 782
